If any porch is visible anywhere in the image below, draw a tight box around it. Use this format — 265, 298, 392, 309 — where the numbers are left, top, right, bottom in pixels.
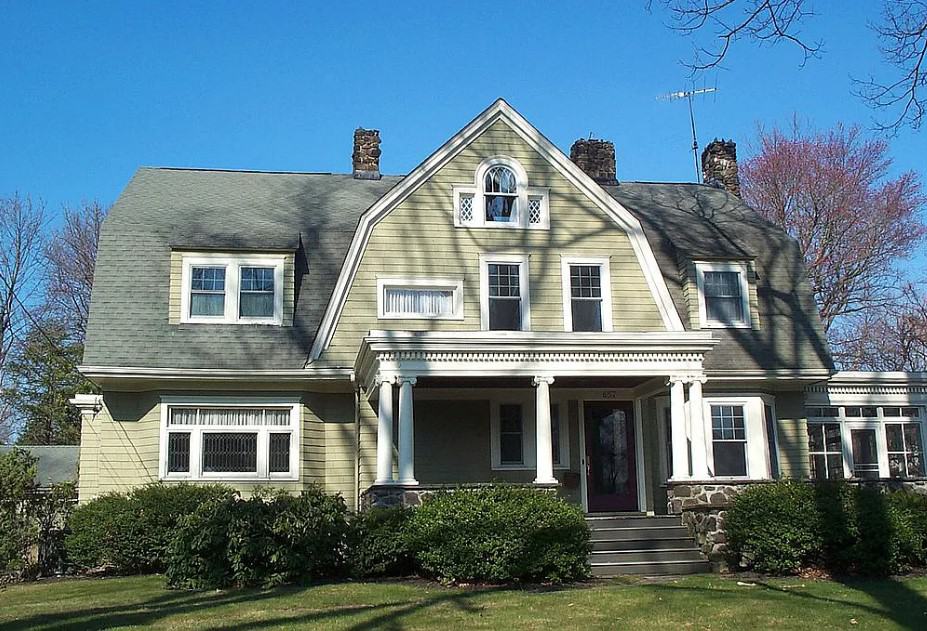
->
354, 330, 723, 515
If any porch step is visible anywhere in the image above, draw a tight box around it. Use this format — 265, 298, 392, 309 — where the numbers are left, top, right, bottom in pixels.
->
585, 514, 709, 577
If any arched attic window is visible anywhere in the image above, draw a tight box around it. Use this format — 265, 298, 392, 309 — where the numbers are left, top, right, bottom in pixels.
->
484, 165, 518, 223
453, 157, 549, 230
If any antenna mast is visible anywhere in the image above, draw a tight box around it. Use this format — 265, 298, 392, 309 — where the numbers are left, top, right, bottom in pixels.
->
657, 87, 718, 182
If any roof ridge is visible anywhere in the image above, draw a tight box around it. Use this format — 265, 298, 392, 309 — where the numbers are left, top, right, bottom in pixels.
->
139, 166, 406, 178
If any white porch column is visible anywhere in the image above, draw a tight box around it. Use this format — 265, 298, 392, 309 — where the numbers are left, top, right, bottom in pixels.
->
533, 376, 557, 484
397, 376, 418, 485
669, 377, 689, 480
375, 377, 395, 485
688, 376, 710, 479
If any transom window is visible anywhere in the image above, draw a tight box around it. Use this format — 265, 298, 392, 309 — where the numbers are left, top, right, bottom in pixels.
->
695, 261, 751, 328
562, 258, 612, 332
481, 255, 529, 331
161, 402, 298, 480
377, 279, 463, 320
181, 254, 285, 325
711, 404, 748, 477
808, 422, 844, 480
484, 166, 518, 223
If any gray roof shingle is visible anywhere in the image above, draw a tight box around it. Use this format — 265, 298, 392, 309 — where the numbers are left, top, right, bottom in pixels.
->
83, 168, 832, 374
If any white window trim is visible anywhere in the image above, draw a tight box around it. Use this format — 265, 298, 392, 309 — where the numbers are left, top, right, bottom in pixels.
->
560, 255, 613, 332
453, 156, 549, 230
703, 396, 771, 480
180, 253, 285, 325
158, 396, 301, 482
490, 396, 569, 471
479, 253, 531, 331
806, 420, 848, 480
694, 260, 752, 329
376, 277, 464, 320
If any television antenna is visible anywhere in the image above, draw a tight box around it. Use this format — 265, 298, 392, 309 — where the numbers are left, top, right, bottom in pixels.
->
657, 87, 717, 182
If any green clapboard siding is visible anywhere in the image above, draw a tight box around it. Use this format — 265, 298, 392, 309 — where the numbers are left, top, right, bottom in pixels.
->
77, 390, 346, 502
320, 119, 665, 365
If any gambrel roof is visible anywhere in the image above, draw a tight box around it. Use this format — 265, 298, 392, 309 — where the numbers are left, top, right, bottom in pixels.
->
82, 102, 832, 377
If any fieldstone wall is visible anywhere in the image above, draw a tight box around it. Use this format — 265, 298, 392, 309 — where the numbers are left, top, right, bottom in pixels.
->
360, 482, 559, 510
701, 139, 741, 197
352, 128, 381, 179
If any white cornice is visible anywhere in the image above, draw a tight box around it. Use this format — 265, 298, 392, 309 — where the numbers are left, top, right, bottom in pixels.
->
354, 330, 716, 392
307, 98, 685, 363
79, 365, 352, 383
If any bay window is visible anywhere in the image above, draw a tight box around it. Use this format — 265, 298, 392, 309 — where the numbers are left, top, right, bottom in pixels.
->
160, 400, 299, 480
710, 404, 748, 477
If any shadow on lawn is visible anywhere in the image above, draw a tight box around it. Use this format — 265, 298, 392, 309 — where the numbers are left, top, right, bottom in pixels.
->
2, 580, 567, 631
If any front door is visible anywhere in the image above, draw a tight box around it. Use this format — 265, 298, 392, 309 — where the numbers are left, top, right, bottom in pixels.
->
584, 402, 638, 512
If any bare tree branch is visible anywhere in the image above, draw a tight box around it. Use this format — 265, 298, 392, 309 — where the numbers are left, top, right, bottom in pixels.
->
662, 0, 822, 71
43, 200, 106, 341
853, 0, 927, 133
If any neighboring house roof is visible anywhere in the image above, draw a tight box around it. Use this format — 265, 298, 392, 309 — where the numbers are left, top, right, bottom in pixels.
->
82, 168, 401, 370
606, 182, 833, 374
0, 445, 80, 488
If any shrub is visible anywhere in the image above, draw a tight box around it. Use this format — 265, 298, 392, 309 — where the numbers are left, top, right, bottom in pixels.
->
403, 486, 590, 583
725, 481, 821, 574
727, 481, 927, 576
0, 448, 39, 573
349, 506, 413, 578
65, 483, 234, 574
166, 486, 351, 589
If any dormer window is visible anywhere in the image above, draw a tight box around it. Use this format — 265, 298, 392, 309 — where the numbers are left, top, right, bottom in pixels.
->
180, 253, 285, 325
695, 261, 752, 328
454, 157, 549, 229
484, 165, 518, 223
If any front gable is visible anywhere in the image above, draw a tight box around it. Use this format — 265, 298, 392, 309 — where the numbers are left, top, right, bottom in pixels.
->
312, 100, 684, 366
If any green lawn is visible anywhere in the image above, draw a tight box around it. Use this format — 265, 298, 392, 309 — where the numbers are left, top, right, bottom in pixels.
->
1, 574, 927, 630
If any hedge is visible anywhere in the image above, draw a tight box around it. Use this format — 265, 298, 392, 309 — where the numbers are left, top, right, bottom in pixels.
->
403, 486, 590, 583
726, 480, 927, 575
166, 486, 352, 589
65, 483, 235, 574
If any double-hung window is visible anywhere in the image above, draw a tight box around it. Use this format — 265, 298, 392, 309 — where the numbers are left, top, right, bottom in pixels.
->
161, 400, 299, 480
807, 422, 844, 480
181, 254, 285, 325
491, 399, 569, 470
561, 257, 612, 332
711, 404, 748, 477
481, 255, 529, 331
377, 278, 463, 320
695, 261, 751, 328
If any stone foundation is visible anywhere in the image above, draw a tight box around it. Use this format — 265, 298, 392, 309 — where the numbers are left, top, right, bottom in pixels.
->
360, 482, 559, 510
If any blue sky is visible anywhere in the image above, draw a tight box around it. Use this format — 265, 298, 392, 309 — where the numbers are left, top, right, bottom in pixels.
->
1, 1, 923, 221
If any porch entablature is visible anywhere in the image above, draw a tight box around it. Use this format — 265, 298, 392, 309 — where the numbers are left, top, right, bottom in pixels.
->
355, 330, 719, 393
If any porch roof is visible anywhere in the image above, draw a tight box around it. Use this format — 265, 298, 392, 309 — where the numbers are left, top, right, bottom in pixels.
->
355, 330, 718, 392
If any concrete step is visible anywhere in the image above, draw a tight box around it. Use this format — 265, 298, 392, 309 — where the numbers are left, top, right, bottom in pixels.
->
591, 559, 711, 577
590, 536, 700, 552
590, 548, 704, 564
585, 515, 682, 529
589, 525, 691, 541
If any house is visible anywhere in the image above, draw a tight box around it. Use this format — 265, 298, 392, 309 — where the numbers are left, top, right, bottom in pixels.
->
71, 100, 927, 574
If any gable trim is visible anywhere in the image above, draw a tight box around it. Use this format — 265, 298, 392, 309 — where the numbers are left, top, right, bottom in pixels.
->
308, 99, 685, 363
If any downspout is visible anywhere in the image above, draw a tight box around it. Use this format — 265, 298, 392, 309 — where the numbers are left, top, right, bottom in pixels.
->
353, 382, 361, 512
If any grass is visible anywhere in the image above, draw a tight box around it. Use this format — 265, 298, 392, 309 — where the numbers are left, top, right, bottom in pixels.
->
2, 574, 927, 630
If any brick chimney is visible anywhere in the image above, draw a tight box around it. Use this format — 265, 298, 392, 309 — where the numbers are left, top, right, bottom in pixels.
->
701, 139, 741, 197
570, 138, 617, 184
352, 128, 381, 180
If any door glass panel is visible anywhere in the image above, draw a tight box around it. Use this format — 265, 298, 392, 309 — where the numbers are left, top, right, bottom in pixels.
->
594, 410, 630, 495
851, 429, 880, 479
